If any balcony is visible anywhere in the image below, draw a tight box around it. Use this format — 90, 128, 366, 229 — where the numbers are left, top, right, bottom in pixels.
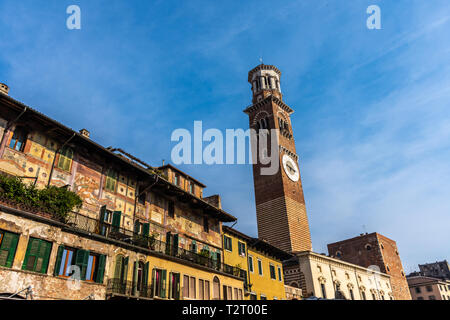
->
106, 278, 152, 300
65, 211, 245, 279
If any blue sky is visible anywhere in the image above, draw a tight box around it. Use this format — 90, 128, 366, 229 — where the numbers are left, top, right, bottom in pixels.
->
1, 0, 450, 273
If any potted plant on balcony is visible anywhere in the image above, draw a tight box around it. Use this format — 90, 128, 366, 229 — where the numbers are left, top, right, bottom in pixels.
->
148, 232, 158, 250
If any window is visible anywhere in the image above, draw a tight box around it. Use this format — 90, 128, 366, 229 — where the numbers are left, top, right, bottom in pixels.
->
190, 276, 196, 299
9, 127, 27, 152
365, 244, 372, 251
203, 217, 209, 233
349, 289, 355, 300
269, 264, 276, 280
234, 288, 238, 301
205, 280, 210, 300
169, 272, 181, 300
56, 146, 74, 172
22, 238, 52, 274
224, 236, 232, 251
248, 256, 254, 273
429, 295, 436, 300
417, 297, 424, 300
278, 267, 282, 281
54, 246, 106, 283
153, 268, 167, 298
105, 169, 118, 192
0, 230, 19, 268
188, 181, 194, 194
415, 287, 422, 294
258, 259, 263, 276
190, 240, 197, 253
426, 285, 433, 292
114, 255, 129, 284
199, 279, 205, 300
238, 242, 246, 256
174, 173, 180, 186
320, 283, 327, 299
168, 201, 175, 218
184, 275, 196, 299
238, 289, 243, 300
223, 285, 232, 300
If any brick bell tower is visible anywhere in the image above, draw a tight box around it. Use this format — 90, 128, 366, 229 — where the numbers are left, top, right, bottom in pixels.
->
244, 64, 312, 253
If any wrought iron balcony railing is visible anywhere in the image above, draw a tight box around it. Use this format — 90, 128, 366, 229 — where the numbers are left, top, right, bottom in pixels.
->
107, 278, 152, 299
65, 211, 245, 280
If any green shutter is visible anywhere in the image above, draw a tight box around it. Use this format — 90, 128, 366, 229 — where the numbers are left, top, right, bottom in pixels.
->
112, 211, 122, 231
0, 232, 19, 268
143, 262, 149, 287
132, 261, 138, 295
75, 250, 90, 279
114, 256, 123, 279
123, 256, 129, 282
142, 223, 150, 237
53, 245, 65, 276
176, 274, 180, 300
22, 238, 35, 270
96, 255, 106, 284
165, 232, 172, 255
161, 269, 167, 298
39, 241, 52, 274
168, 272, 173, 299
100, 205, 107, 222
152, 268, 156, 296
173, 234, 179, 255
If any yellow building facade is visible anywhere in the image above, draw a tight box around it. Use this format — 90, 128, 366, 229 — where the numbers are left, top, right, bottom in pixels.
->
223, 226, 291, 300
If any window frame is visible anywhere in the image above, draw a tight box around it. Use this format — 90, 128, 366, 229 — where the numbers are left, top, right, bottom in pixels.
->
248, 255, 254, 273
9, 127, 27, 152
257, 259, 263, 276
269, 264, 276, 280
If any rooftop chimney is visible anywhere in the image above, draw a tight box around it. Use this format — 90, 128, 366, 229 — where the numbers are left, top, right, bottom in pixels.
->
79, 128, 90, 138
0, 83, 9, 95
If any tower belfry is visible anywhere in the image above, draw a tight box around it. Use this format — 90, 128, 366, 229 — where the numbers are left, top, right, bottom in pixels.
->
244, 64, 312, 253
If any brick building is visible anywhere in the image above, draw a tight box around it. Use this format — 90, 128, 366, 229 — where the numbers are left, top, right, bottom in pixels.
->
0, 83, 247, 300
327, 233, 412, 300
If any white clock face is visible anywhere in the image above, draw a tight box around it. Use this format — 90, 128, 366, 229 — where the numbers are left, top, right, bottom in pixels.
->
282, 154, 299, 182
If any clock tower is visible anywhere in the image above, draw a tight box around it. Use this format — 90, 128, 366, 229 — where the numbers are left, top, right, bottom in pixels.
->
244, 64, 312, 253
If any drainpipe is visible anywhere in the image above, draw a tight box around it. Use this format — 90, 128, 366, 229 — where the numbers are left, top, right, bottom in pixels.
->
47, 133, 76, 187
0, 106, 27, 158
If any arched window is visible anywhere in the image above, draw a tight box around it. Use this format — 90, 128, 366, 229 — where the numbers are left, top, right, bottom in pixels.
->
56, 146, 74, 172
213, 276, 220, 300
9, 127, 27, 152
